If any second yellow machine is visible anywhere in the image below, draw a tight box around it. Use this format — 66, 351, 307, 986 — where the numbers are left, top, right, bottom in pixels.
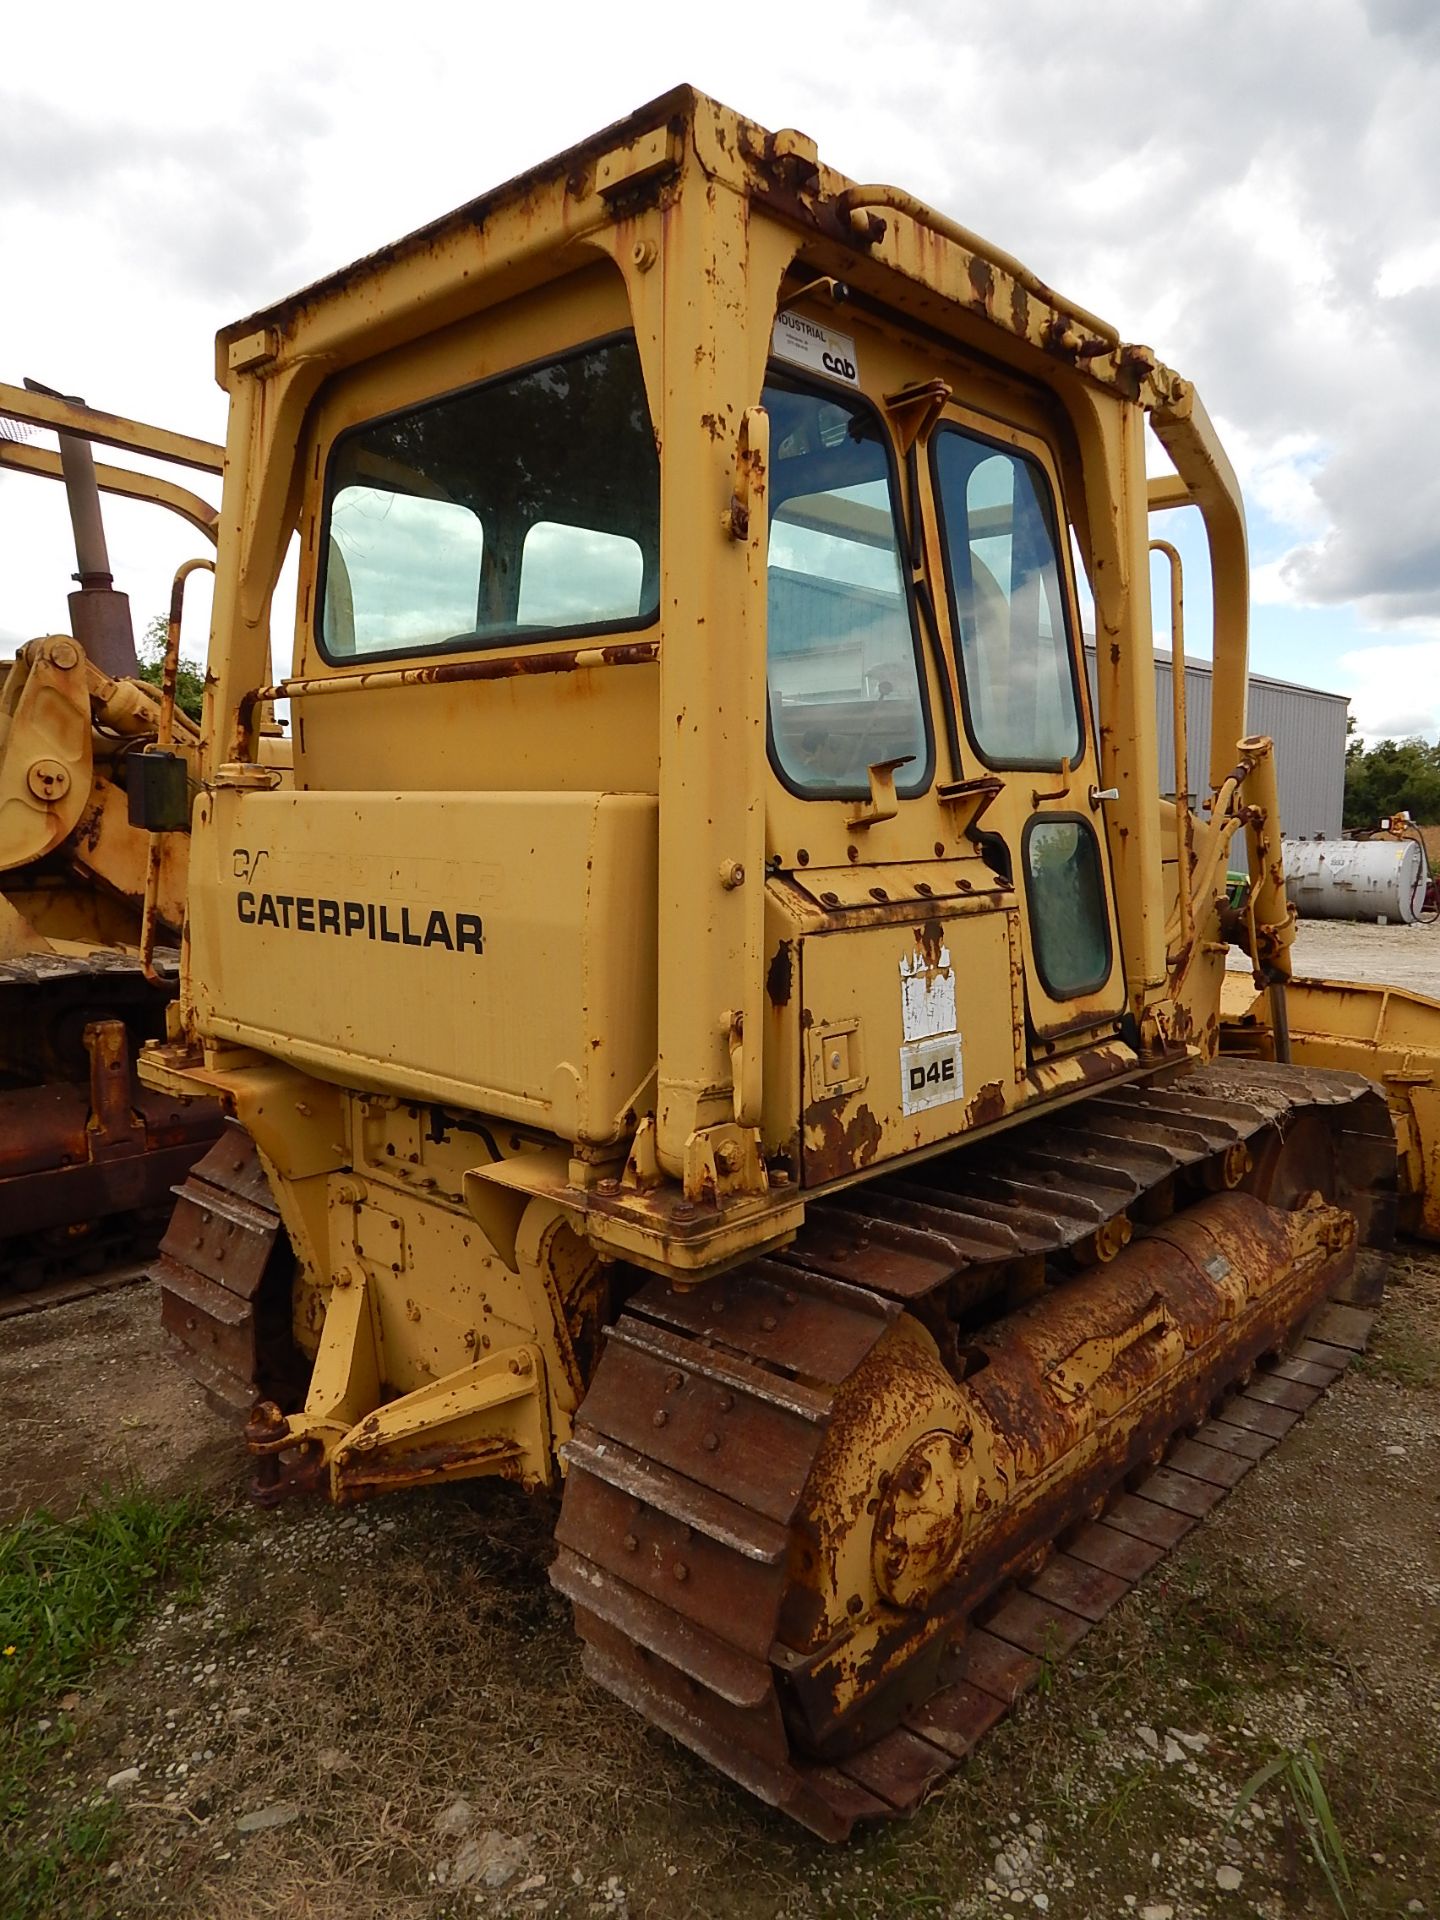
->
141, 91, 1434, 1834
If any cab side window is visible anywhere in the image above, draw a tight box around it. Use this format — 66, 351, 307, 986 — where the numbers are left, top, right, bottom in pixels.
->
932, 429, 1082, 771
764, 373, 931, 798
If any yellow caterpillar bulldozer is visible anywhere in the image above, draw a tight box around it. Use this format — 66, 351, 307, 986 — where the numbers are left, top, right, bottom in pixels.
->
0, 383, 236, 1296
137, 88, 1440, 1837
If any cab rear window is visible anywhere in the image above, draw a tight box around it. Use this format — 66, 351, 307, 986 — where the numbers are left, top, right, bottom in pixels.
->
319, 335, 660, 661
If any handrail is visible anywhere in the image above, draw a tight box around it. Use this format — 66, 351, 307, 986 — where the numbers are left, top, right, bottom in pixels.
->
1150, 538, 1195, 957
140, 558, 214, 985
833, 185, 1121, 347
233, 639, 660, 753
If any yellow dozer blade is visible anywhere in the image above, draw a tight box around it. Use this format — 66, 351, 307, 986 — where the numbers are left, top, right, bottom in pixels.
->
1221, 971, 1440, 1239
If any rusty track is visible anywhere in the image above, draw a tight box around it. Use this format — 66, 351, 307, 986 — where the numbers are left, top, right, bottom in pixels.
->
0, 1221, 157, 1319
552, 1060, 1394, 1839
150, 1122, 298, 1413
0, 947, 224, 1309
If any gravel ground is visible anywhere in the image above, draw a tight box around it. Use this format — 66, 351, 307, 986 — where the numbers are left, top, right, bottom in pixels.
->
1230, 916, 1440, 994
3, 1254, 1437, 1919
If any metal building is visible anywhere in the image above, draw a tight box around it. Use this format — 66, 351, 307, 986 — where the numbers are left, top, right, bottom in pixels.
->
1084, 644, 1348, 839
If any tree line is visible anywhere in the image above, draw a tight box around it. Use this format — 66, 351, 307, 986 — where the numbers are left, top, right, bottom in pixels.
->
1344, 732, 1440, 831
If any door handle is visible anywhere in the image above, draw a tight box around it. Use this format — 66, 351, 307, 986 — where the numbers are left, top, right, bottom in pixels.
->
1088, 784, 1119, 809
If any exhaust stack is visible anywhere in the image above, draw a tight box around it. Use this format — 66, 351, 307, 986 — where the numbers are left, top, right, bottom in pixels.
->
23, 377, 138, 679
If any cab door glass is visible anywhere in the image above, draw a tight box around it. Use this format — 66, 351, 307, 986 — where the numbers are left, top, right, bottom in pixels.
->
932, 429, 1082, 769
765, 373, 931, 798
1024, 818, 1112, 998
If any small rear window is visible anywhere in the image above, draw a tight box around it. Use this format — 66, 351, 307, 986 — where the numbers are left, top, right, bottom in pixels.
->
319, 335, 660, 661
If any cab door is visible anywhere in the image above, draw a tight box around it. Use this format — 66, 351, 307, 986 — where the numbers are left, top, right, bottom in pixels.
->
926, 410, 1126, 1047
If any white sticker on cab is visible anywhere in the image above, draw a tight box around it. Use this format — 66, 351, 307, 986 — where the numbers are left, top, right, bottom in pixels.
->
771, 310, 860, 386
900, 1034, 964, 1116
899, 945, 957, 1042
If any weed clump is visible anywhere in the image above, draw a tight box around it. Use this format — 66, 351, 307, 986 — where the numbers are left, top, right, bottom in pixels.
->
0, 1485, 211, 1917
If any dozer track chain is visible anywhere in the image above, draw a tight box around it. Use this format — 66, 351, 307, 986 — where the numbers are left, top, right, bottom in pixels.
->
552, 1060, 1395, 1839
151, 1121, 296, 1412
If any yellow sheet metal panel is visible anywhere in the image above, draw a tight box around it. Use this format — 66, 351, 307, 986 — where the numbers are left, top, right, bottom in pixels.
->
187, 788, 657, 1143
799, 904, 1023, 1184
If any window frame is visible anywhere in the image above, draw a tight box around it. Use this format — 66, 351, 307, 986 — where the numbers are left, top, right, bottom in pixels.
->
762, 364, 935, 804
313, 329, 661, 667
928, 420, 1087, 775
1020, 810, 1114, 1001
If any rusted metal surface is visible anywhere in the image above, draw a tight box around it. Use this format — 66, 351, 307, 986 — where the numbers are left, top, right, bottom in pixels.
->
554, 1063, 1391, 1839
0, 438, 219, 542
0, 997, 221, 1261
0, 380, 224, 475
152, 1122, 297, 1413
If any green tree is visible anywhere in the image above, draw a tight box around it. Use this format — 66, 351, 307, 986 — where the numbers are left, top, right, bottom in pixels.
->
1343, 733, 1440, 829
135, 614, 205, 723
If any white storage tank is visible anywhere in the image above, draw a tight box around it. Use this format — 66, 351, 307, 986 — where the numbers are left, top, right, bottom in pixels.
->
1283, 837, 1429, 924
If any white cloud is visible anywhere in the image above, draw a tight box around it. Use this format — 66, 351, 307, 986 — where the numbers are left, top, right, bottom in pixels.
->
1337, 635, 1440, 740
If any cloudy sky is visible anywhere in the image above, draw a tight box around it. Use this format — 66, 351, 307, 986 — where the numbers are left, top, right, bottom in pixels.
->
3, 0, 1437, 738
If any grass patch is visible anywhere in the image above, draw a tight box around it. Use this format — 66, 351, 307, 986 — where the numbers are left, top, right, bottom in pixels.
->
0, 1485, 211, 1917
1362, 1325, 1440, 1390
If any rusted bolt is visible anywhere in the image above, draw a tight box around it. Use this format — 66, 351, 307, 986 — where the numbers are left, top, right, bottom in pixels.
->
719, 859, 745, 890
672, 1201, 696, 1222
652, 1408, 669, 1429
760, 1313, 777, 1332
717, 1392, 734, 1413
702, 1432, 720, 1452
509, 1354, 531, 1376
595, 1177, 621, 1196
623, 1532, 639, 1552
632, 238, 658, 272
673, 1562, 689, 1583
847, 1594, 864, 1616
784, 1291, 797, 1305
715, 1142, 742, 1175
666, 1370, 685, 1392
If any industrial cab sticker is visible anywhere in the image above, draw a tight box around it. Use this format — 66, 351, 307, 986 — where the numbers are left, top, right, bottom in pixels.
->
236, 889, 482, 953
899, 943, 963, 1116
772, 311, 860, 387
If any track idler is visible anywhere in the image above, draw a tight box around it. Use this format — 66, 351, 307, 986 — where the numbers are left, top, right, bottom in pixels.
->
778, 1189, 1356, 1759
